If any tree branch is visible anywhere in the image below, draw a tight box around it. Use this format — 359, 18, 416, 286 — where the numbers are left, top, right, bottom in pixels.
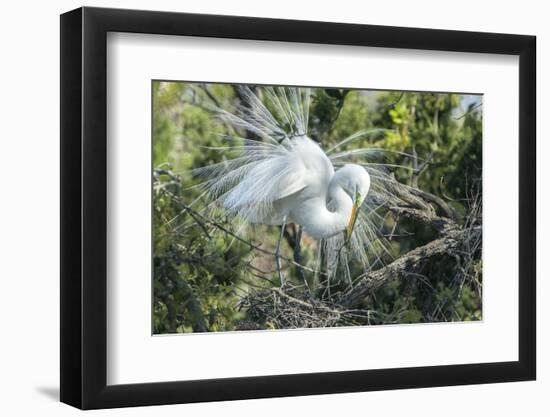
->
338, 226, 481, 308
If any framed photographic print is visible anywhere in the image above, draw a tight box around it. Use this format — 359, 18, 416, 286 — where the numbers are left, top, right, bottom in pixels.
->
60, 6, 536, 409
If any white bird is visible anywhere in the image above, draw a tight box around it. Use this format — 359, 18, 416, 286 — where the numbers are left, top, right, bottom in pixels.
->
193, 86, 402, 288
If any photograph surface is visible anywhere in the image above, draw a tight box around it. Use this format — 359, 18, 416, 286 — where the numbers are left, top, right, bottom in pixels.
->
152, 82, 482, 334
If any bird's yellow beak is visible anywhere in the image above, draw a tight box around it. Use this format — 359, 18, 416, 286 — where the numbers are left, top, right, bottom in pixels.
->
345, 192, 362, 241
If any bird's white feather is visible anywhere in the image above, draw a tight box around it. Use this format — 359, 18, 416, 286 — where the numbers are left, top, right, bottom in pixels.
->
192, 86, 404, 286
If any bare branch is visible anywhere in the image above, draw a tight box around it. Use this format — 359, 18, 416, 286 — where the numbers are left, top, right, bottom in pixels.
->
338, 226, 481, 308
409, 187, 460, 221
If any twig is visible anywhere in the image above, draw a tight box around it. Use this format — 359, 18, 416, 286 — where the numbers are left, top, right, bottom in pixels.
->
387, 91, 405, 109
338, 226, 481, 308
182, 201, 327, 277
454, 102, 482, 120
199, 84, 222, 108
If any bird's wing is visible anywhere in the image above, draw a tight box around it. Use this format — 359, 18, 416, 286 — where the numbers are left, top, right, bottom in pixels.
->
223, 152, 307, 207
194, 135, 332, 225
222, 139, 327, 224
193, 86, 331, 225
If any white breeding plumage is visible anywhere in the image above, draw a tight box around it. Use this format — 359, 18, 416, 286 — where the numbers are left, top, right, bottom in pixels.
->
193, 86, 402, 287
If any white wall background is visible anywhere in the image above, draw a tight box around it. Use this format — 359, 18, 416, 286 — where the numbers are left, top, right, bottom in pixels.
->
0, 0, 545, 415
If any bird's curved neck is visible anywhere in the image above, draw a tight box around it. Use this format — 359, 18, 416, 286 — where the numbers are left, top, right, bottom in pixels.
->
294, 180, 352, 239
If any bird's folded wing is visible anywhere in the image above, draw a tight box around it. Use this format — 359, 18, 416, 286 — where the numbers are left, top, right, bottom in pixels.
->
224, 153, 308, 211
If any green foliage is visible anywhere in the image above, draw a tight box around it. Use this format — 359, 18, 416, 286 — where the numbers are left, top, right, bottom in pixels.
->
152, 82, 483, 333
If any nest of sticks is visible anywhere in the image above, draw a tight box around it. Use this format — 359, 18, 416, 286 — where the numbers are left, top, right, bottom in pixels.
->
237, 285, 377, 330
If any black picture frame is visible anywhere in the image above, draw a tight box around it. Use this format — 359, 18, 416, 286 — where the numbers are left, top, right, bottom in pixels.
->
60, 6, 536, 410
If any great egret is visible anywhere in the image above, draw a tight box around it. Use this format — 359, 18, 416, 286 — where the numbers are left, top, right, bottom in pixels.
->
193, 86, 402, 287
